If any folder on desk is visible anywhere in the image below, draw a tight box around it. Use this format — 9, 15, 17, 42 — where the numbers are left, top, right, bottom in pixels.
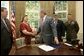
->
49, 44, 61, 48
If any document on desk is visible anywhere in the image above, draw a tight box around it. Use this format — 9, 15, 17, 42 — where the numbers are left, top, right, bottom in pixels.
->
38, 44, 55, 52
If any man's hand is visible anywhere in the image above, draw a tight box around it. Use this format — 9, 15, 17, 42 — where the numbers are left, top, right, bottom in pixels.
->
31, 30, 38, 37
32, 32, 37, 36
54, 37, 59, 44
32, 28, 37, 36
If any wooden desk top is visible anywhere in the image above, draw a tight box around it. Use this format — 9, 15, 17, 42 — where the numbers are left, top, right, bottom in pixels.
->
12, 44, 82, 55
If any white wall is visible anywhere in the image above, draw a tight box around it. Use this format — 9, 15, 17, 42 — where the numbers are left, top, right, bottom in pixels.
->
76, 1, 83, 43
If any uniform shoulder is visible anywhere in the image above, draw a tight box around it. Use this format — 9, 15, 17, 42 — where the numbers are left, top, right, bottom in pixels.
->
58, 20, 63, 22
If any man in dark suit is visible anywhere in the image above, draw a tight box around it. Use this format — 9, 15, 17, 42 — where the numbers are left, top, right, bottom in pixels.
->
36, 10, 59, 45
53, 14, 65, 43
1, 7, 13, 55
65, 14, 79, 45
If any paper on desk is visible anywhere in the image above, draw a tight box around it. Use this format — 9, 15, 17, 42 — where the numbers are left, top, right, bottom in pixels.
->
38, 44, 55, 52
80, 49, 83, 51
64, 43, 72, 46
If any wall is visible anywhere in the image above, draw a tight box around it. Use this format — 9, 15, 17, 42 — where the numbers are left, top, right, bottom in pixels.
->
40, 1, 54, 16
76, 1, 83, 43
68, 1, 76, 19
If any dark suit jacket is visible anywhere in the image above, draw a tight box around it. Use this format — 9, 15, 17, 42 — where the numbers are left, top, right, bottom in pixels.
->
56, 20, 65, 37
65, 20, 79, 41
1, 18, 13, 55
37, 16, 57, 45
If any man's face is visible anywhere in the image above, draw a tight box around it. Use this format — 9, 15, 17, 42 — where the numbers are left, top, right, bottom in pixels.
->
68, 15, 72, 21
40, 11, 44, 19
53, 15, 58, 20
1, 9, 8, 18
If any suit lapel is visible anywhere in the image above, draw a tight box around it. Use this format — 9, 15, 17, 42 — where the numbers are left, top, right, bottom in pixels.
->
43, 16, 47, 25
5, 19, 12, 33
1, 19, 10, 33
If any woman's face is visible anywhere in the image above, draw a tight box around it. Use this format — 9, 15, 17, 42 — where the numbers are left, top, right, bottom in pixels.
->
24, 16, 28, 22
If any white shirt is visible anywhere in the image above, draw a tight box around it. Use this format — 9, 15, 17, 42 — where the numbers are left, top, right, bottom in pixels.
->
53, 18, 58, 24
42, 15, 47, 22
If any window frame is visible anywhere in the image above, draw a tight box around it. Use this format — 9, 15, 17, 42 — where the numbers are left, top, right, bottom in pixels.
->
54, 1, 68, 22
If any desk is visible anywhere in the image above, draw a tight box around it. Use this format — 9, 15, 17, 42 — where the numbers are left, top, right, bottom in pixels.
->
10, 43, 82, 55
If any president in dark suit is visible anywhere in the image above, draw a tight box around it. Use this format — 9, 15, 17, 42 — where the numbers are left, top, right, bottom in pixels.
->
1, 7, 13, 55
53, 14, 65, 42
36, 10, 59, 45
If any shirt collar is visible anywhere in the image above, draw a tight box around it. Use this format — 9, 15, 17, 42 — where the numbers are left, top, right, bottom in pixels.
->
1, 16, 7, 20
43, 15, 47, 21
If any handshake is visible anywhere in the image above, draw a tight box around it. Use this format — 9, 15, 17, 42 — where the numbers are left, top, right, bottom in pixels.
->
32, 31, 37, 36
31, 27, 38, 36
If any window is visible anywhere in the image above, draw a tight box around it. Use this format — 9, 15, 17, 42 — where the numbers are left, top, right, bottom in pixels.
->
1, 1, 9, 19
54, 1, 68, 22
25, 1, 40, 29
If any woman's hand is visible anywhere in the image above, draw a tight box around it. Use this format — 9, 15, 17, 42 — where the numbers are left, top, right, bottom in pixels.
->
31, 31, 37, 36
32, 27, 37, 36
